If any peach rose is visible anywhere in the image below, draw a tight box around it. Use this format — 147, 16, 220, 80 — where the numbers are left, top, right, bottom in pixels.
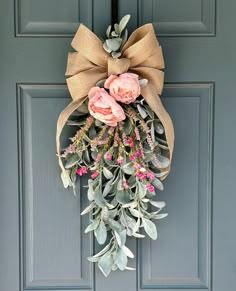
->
104, 73, 141, 104
88, 87, 125, 126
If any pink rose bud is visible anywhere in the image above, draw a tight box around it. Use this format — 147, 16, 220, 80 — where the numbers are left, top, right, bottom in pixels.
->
104, 73, 141, 104
76, 166, 88, 176
88, 87, 125, 126
91, 170, 99, 179
123, 180, 129, 190
146, 183, 155, 192
117, 156, 124, 165
135, 150, 142, 157
106, 153, 113, 160
136, 172, 147, 180
146, 171, 155, 180
130, 154, 136, 161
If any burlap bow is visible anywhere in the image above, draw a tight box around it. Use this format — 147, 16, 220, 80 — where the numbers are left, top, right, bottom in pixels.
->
56, 23, 174, 179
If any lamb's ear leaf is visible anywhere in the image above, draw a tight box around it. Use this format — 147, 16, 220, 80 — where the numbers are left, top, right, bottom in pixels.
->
119, 15, 131, 34
94, 220, 107, 245
142, 218, 158, 240
98, 253, 113, 277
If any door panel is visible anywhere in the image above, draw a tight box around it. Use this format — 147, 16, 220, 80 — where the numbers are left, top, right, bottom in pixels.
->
139, 84, 213, 290
17, 85, 93, 290
1, 0, 236, 291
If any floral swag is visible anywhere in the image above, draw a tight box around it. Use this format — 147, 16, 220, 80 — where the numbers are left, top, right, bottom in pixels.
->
56, 15, 174, 276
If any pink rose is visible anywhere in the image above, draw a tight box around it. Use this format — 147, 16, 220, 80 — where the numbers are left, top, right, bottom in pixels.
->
104, 73, 141, 104
88, 87, 125, 126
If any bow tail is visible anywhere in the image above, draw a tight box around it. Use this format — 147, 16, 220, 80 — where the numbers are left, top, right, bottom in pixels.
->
141, 85, 174, 179
56, 97, 88, 176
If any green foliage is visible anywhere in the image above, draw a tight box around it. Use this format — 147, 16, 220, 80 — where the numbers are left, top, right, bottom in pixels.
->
103, 14, 131, 57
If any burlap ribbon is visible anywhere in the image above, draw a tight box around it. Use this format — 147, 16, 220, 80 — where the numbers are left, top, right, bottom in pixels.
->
56, 23, 174, 179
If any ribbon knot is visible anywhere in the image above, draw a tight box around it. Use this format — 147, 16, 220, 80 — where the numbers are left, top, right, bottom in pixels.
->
56, 23, 174, 179
108, 57, 130, 76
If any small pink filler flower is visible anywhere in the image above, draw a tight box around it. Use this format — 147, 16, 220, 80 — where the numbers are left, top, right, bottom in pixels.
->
146, 183, 155, 192
91, 170, 99, 179
104, 73, 141, 104
76, 166, 88, 176
117, 156, 124, 165
88, 87, 125, 126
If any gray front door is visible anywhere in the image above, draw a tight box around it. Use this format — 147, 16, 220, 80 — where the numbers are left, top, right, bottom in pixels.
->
1, 1, 235, 291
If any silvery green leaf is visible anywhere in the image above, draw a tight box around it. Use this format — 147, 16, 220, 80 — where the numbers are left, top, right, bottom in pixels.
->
89, 127, 97, 140
87, 256, 99, 262
156, 136, 168, 145
125, 266, 136, 270
93, 241, 111, 258
118, 14, 131, 34
133, 232, 145, 238
105, 202, 115, 210
142, 218, 158, 240
150, 201, 166, 209
112, 264, 118, 271
77, 102, 89, 113
61, 171, 73, 188
115, 248, 128, 270
106, 38, 122, 52
152, 213, 168, 220
82, 134, 90, 143
137, 104, 147, 119
151, 154, 170, 169
128, 175, 137, 188
103, 179, 114, 197
103, 167, 113, 179
129, 208, 141, 218
103, 41, 112, 53
137, 182, 147, 199
98, 253, 113, 277
117, 178, 124, 190
65, 154, 80, 169
67, 119, 86, 125
152, 178, 164, 191
142, 198, 150, 202
122, 201, 138, 208
83, 149, 90, 163
121, 163, 135, 175
111, 31, 119, 37
114, 23, 120, 34
132, 217, 140, 234
107, 218, 123, 232
121, 245, 134, 258
154, 122, 164, 134
120, 28, 128, 49
87, 179, 95, 201
144, 105, 155, 119
154, 171, 169, 178
95, 220, 107, 245
84, 219, 100, 233
96, 79, 106, 88
139, 79, 148, 87
123, 116, 132, 135
81, 202, 96, 215
151, 123, 155, 143
114, 229, 127, 247
106, 25, 112, 38
116, 190, 130, 204
141, 201, 148, 210
111, 51, 122, 58
101, 206, 109, 221
94, 187, 105, 207
91, 149, 98, 160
